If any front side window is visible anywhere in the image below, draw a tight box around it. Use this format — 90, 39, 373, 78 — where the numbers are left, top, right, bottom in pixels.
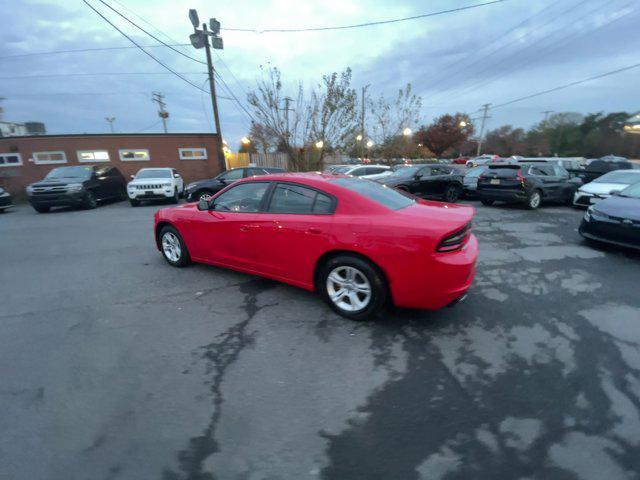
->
218, 169, 244, 182
33, 151, 67, 165
119, 149, 150, 161
348, 167, 367, 176
77, 150, 109, 162
331, 178, 414, 210
213, 182, 269, 213
268, 184, 333, 214
0, 153, 23, 167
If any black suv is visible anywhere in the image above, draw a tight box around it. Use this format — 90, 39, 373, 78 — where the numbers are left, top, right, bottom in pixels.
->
379, 164, 464, 202
476, 163, 581, 209
185, 166, 285, 201
26, 165, 127, 213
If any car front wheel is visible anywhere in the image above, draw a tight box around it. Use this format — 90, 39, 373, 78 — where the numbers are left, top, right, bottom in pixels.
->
480, 198, 494, 206
319, 255, 387, 321
159, 226, 191, 267
84, 192, 97, 209
170, 188, 179, 204
33, 205, 50, 213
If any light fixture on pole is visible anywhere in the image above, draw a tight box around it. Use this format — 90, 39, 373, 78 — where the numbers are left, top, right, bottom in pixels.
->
356, 134, 363, 142
403, 127, 412, 136
188, 8, 226, 172
459, 120, 467, 128
315, 140, 324, 149
366, 140, 374, 148
241, 136, 251, 145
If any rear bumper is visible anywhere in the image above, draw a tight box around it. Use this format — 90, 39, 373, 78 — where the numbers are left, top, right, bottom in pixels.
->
389, 234, 478, 310
28, 191, 90, 207
477, 188, 527, 203
0, 194, 13, 209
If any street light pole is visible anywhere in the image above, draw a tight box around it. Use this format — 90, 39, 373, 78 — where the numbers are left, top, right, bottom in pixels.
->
476, 103, 491, 156
189, 9, 226, 173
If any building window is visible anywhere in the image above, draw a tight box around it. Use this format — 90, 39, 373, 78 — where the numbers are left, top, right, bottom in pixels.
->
77, 150, 110, 162
33, 151, 67, 165
0, 153, 23, 167
179, 148, 207, 160
119, 149, 150, 161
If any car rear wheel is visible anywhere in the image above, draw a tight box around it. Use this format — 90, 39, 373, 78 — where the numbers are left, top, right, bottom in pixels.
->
526, 189, 542, 210
159, 226, 191, 267
33, 205, 50, 213
319, 255, 387, 321
444, 184, 461, 203
480, 198, 494, 206
197, 190, 214, 202
84, 192, 97, 209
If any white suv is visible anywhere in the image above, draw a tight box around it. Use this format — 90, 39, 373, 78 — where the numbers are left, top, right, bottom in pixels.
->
127, 168, 184, 206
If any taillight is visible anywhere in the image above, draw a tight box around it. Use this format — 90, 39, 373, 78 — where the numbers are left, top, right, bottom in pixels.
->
517, 170, 525, 185
437, 223, 472, 252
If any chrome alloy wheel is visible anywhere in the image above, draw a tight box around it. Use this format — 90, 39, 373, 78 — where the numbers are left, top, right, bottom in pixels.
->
162, 232, 182, 262
326, 266, 372, 312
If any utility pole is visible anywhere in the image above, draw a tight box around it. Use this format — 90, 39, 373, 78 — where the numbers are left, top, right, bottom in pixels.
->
360, 85, 369, 161
151, 92, 169, 133
188, 9, 227, 172
542, 110, 553, 122
476, 103, 491, 156
105, 117, 115, 133
281, 97, 294, 141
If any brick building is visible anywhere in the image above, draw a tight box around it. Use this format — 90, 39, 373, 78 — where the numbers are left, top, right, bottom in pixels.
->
0, 133, 223, 197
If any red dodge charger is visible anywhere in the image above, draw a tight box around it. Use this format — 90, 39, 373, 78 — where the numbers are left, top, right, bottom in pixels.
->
154, 173, 478, 320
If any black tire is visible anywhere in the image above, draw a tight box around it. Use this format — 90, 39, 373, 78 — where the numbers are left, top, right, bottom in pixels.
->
170, 188, 179, 204
196, 189, 214, 202
117, 188, 128, 201
33, 205, 50, 213
526, 189, 542, 210
130, 199, 141, 207
480, 198, 494, 206
318, 255, 388, 321
159, 225, 191, 267
444, 184, 461, 203
84, 192, 98, 209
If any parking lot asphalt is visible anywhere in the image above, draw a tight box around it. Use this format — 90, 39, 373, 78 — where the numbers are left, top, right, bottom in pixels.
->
1, 199, 640, 480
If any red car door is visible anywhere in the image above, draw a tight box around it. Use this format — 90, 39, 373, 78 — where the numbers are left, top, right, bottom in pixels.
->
247, 182, 335, 287
187, 181, 271, 267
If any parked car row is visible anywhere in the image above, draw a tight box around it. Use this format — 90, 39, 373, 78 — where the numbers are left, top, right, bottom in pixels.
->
17, 165, 287, 213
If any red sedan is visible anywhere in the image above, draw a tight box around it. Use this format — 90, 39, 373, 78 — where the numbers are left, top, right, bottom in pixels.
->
154, 173, 478, 320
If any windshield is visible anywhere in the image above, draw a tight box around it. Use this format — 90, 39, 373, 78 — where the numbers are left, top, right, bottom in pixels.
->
619, 182, 640, 199
466, 166, 487, 178
45, 166, 93, 179
594, 171, 640, 184
386, 165, 422, 179
331, 166, 352, 174
135, 169, 172, 179
331, 177, 414, 210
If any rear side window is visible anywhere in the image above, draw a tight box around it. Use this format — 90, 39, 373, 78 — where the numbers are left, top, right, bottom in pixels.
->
268, 183, 334, 214
331, 178, 414, 210
488, 167, 520, 177
529, 165, 554, 176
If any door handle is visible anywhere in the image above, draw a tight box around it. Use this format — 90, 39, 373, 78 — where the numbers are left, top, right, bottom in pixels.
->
306, 227, 322, 235
240, 224, 260, 232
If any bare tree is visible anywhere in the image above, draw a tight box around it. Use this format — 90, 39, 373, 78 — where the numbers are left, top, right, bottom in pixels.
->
367, 84, 422, 158
247, 66, 358, 170
248, 122, 276, 153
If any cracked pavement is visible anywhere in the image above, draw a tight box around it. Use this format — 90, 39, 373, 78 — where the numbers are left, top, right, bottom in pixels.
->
1, 200, 639, 480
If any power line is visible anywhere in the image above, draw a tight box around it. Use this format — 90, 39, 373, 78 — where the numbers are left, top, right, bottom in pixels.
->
492, 60, 640, 109
2, 91, 234, 100
0, 44, 190, 60
214, 71, 256, 123
0, 72, 206, 80
81, 0, 208, 94
441, 0, 637, 102
223, 0, 509, 32
93, 0, 206, 65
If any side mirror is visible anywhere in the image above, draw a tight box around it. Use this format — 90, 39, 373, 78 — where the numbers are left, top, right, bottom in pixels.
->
130, 174, 135, 179
197, 199, 210, 211
415, 173, 423, 180
610, 190, 621, 196
173, 173, 180, 178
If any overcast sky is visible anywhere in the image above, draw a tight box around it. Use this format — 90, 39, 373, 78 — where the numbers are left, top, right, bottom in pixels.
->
1, 0, 639, 148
